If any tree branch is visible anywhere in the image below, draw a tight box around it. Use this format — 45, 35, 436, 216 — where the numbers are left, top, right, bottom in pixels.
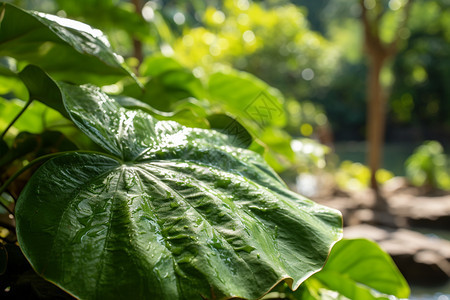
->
360, 0, 382, 56
387, 0, 414, 57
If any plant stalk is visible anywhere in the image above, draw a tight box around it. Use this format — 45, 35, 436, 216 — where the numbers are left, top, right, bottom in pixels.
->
1, 99, 32, 138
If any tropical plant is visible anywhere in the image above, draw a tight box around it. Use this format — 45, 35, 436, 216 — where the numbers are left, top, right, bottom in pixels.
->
0, 3, 409, 299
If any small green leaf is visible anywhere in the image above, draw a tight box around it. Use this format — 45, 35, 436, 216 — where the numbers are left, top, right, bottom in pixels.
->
16, 83, 342, 300
304, 239, 410, 300
0, 3, 136, 85
18, 65, 68, 118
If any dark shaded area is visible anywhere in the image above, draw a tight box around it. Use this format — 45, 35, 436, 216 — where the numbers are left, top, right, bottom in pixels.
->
0, 244, 74, 299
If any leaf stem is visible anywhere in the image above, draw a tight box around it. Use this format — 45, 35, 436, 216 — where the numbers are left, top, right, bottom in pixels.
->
1, 99, 32, 138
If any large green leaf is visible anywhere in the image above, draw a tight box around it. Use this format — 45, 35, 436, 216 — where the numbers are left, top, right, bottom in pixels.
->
18, 64, 209, 136
207, 70, 295, 172
0, 3, 136, 85
207, 70, 287, 130
299, 239, 410, 300
16, 83, 342, 300
124, 55, 206, 113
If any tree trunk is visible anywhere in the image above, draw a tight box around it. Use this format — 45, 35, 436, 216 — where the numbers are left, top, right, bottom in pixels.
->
366, 54, 387, 192
359, 0, 414, 208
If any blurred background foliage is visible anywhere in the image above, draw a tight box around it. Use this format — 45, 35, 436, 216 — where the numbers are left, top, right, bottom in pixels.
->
2, 0, 450, 193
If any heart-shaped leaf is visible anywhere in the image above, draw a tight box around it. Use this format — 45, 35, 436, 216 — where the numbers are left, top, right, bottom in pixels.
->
0, 3, 136, 86
16, 83, 342, 300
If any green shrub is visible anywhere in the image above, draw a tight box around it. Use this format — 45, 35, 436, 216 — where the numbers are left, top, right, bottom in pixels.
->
405, 140, 450, 190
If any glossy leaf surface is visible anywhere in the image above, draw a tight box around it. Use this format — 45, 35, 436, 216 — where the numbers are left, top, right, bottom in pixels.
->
0, 3, 134, 85
114, 94, 210, 129
16, 83, 342, 300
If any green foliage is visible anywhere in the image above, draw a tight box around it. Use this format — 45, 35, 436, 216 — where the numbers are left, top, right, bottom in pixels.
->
391, 0, 450, 129
54, 0, 158, 55
0, 3, 409, 300
174, 0, 339, 85
321, 0, 450, 140
405, 141, 450, 190
268, 239, 409, 300
207, 69, 295, 172
0, 3, 137, 86
207, 69, 286, 129
127, 55, 206, 112
125, 54, 295, 172
308, 239, 410, 299
172, 0, 339, 138
300, 238, 409, 300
